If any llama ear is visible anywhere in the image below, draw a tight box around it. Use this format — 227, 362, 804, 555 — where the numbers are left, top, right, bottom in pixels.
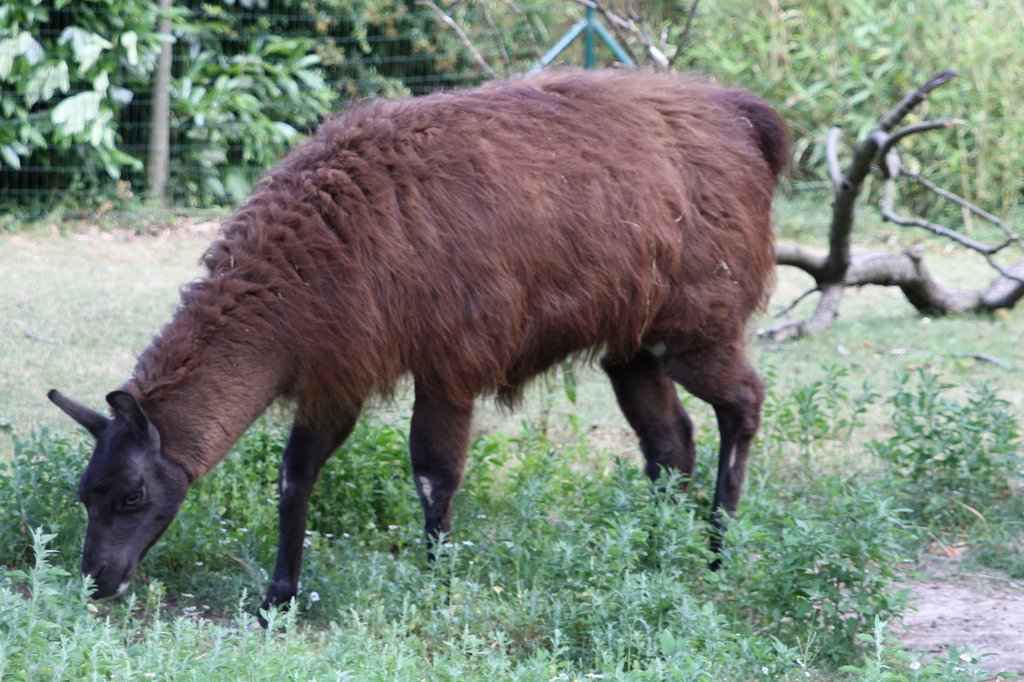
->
48, 389, 108, 439
106, 391, 153, 443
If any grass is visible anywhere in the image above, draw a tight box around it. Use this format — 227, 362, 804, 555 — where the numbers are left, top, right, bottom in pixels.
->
1, 195, 1022, 679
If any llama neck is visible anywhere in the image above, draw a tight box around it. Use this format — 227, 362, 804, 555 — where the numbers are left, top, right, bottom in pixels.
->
126, 327, 292, 481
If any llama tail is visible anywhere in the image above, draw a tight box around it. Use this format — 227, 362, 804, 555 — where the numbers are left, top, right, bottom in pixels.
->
716, 89, 792, 180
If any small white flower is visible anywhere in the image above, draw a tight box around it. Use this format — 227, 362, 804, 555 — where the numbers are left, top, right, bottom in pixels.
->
309, 591, 320, 603
387, 524, 399, 531
761, 667, 769, 675
303, 538, 313, 549
503, 541, 515, 549
462, 540, 475, 547
909, 661, 922, 671
195, 561, 204, 567
959, 652, 972, 663
476, 513, 487, 519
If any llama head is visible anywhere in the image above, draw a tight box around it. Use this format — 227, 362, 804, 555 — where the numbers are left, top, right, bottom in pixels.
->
48, 389, 189, 598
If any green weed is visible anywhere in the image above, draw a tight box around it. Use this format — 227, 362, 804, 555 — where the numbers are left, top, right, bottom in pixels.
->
871, 371, 1022, 533
2, 367, 1020, 678
839, 617, 1006, 681
712, 476, 908, 665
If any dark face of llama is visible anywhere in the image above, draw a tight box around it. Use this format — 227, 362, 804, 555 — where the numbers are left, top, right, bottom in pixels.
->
48, 390, 189, 599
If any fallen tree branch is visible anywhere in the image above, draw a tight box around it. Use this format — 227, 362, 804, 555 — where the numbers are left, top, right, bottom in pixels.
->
764, 246, 1024, 340
765, 69, 1024, 341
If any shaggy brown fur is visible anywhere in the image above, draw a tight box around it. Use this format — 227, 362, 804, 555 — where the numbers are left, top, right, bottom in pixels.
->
126, 69, 788, 481
51, 69, 789, 611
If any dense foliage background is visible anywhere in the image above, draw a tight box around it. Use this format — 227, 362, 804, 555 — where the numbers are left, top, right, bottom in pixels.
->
1, 0, 1021, 213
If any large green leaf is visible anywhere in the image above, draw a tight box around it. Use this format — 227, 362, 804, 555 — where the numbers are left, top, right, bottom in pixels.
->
23, 61, 69, 107
50, 90, 102, 136
57, 26, 113, 74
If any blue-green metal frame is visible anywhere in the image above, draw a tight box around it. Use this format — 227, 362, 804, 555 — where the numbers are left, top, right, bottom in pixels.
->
527, 7, 635, 75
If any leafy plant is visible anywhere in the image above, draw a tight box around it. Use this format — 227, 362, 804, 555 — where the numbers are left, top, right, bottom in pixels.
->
871, 371, 1022, 532
0, 428, 87, 568
762, 363, 878, 463
0, 0, 170, 207
838, 616, 1001, 681
168, 34, 337, 205
711, 476, 908, 665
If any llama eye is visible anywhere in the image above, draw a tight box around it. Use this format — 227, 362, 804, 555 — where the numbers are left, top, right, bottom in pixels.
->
122, 491, 143, 508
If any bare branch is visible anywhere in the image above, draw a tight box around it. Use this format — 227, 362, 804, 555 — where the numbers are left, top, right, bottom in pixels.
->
907, 172, 1016, 238
981, 260, 1024, 308
495, 0, 525, 15
879, 178, 1000, 254
952, 352, 1014, 370
664, 0, 700, 67
678, 0, 700, 50
568, 0, 633, 32
776, 242, 828, 278
806, 284, 845, 331
984, 254, 1024, 285
877, 70, 957, 132
772, 285, 820, 319
758, 317, 808, 342
772, 67, 1023, 338
760, 284, 845, 341
417, 0, 498, 79
826, 127, 842, 188
477, 0, 511, 73
879, 176, 1024, 285
878, 117, 964, 160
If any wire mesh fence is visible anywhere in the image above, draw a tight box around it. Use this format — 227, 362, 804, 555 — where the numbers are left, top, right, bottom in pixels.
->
0, 0, 597, 213
3, 1, 1021, 215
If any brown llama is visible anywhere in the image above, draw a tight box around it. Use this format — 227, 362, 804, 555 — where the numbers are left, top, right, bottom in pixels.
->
48, 69, 789, 615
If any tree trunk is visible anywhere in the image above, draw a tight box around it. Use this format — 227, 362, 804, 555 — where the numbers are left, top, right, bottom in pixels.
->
147, 0, 173, 206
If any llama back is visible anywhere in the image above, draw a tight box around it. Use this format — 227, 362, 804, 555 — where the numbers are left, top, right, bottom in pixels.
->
164, 70, 787, 420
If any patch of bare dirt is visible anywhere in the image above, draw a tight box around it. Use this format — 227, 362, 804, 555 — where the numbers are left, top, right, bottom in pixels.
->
896, 557, 1024, 676
66, 216, 222, 242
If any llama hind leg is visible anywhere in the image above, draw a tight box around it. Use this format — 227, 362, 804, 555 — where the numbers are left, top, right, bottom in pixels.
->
602, 350, 696, 486
660, 341, 765, 562
262, 414, 358, 618
409, 385, 473, 563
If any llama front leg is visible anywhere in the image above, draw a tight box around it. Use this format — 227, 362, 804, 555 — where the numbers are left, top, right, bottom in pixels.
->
409, 385, 472, 562
661, 341, 764, 567
261, 416, 356, 618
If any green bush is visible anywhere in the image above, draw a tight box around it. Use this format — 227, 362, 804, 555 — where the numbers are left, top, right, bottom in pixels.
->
839, 617, 997, 681
0, 428, 87, 568
10, 365, 1019, 675
168, 35, 336, 205
712, 476, 907, 665
871, 371, 1022, 532
0, 0, 167, 204
0, 412, 921, 675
